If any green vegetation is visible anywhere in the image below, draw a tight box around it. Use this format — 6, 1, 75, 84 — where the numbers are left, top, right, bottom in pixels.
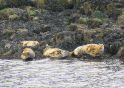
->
33, 0, 46, 8
8, 14, 20, 20
0, 8, 21, 20
26, 6, 37, 19
78, 17, 104, 28
2, 29, 15, 38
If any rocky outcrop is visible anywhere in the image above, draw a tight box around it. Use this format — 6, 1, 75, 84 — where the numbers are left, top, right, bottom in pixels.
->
0, 2, 123, 60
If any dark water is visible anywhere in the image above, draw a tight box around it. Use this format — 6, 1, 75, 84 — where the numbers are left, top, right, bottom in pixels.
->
0, 58, 124, 88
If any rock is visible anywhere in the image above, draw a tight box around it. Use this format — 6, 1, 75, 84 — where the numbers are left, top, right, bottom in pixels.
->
82, 2, 92, 15
42, 25, 51, 32
92, 10, 106, 19
33, 16, 39, 21
87, 18, 103, 28
2, 29, 15, 39
69, 13, 80, 23
118, 0, 124, 3
116, 47, 124, 57
51, 31, 83, 50
68, 23, 78, 31
117, 14, 124, 27
21, 48, 35, 61
8, 14, 20, 20
78, 17, 89, 24
78, 17, 104, 28
4, 43, 11, 49
33, 24, 51, 34
16, 28, 29, 35
106, 41, 122, 55
20, 41, 40, 48
0, 8, 15, 20
2, 50, 13, 56
82, 28, 105, 43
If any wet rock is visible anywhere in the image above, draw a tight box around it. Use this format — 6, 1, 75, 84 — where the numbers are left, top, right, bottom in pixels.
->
16, 28, 29, 35
8, 14, 20, 21
33, 16, 39, 21
82, 28, 105, 43
69, 13, 80, 23
0, 41, 19, 58
82, 2, 92, 16
116, 47, 124, 57
2, 29, 16, 39
67, 23, 78, 31
4, 43, 11, 49
106, 41, 122, 55
87, 18, 103, 28
78, 17, 89, 24
117, 14, 124, 28
51, 31, 83, 50
42, 24, 51, 32
33, 24, 51, 34
2, 50, 13, 56
92, 10, 107, 19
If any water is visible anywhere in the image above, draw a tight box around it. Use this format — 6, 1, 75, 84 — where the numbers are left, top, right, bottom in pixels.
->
0, 58, 124, 88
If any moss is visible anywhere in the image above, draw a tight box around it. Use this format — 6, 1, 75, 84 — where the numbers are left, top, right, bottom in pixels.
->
2, 29, 15, 39
82, 2, 92, 15
87, 18, 103, 28
117, 8, 123, 14
78, 17, 89, 24
26, 6, 37, 19
0, 47, 18, 56
92, 11, 107, 19
2, 50, 13, 56
121, 8, 124, 14
15, 34, 26, 39
117, 13, 124, 26
118, 0, 124, 3
68, 23, 78, 31
78, 17, 104, 28
8, 14, 20, 20
0, 8, 16, 20
106, 3, 122, 19
33, 0, 46, 9
0, 0, 6, 9
0, 0, 4, 6
59, 0, 76, 9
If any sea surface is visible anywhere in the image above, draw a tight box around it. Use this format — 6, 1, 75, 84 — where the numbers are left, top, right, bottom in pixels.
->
0, 58, 124, 88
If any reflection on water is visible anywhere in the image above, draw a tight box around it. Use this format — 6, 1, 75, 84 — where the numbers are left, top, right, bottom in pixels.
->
0, 58, 124, 88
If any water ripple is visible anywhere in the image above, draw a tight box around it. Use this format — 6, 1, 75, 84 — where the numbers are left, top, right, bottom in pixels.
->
0, 58, 124, 88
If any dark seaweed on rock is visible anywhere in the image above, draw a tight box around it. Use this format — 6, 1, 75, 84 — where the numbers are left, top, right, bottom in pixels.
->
0, 0, 124, 59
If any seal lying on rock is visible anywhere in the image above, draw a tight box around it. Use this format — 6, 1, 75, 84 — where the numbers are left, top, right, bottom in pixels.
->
21, 48, 35, 61
43, 45, 71, 59
72, 44, 104, 57
20, 41, 39, 47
